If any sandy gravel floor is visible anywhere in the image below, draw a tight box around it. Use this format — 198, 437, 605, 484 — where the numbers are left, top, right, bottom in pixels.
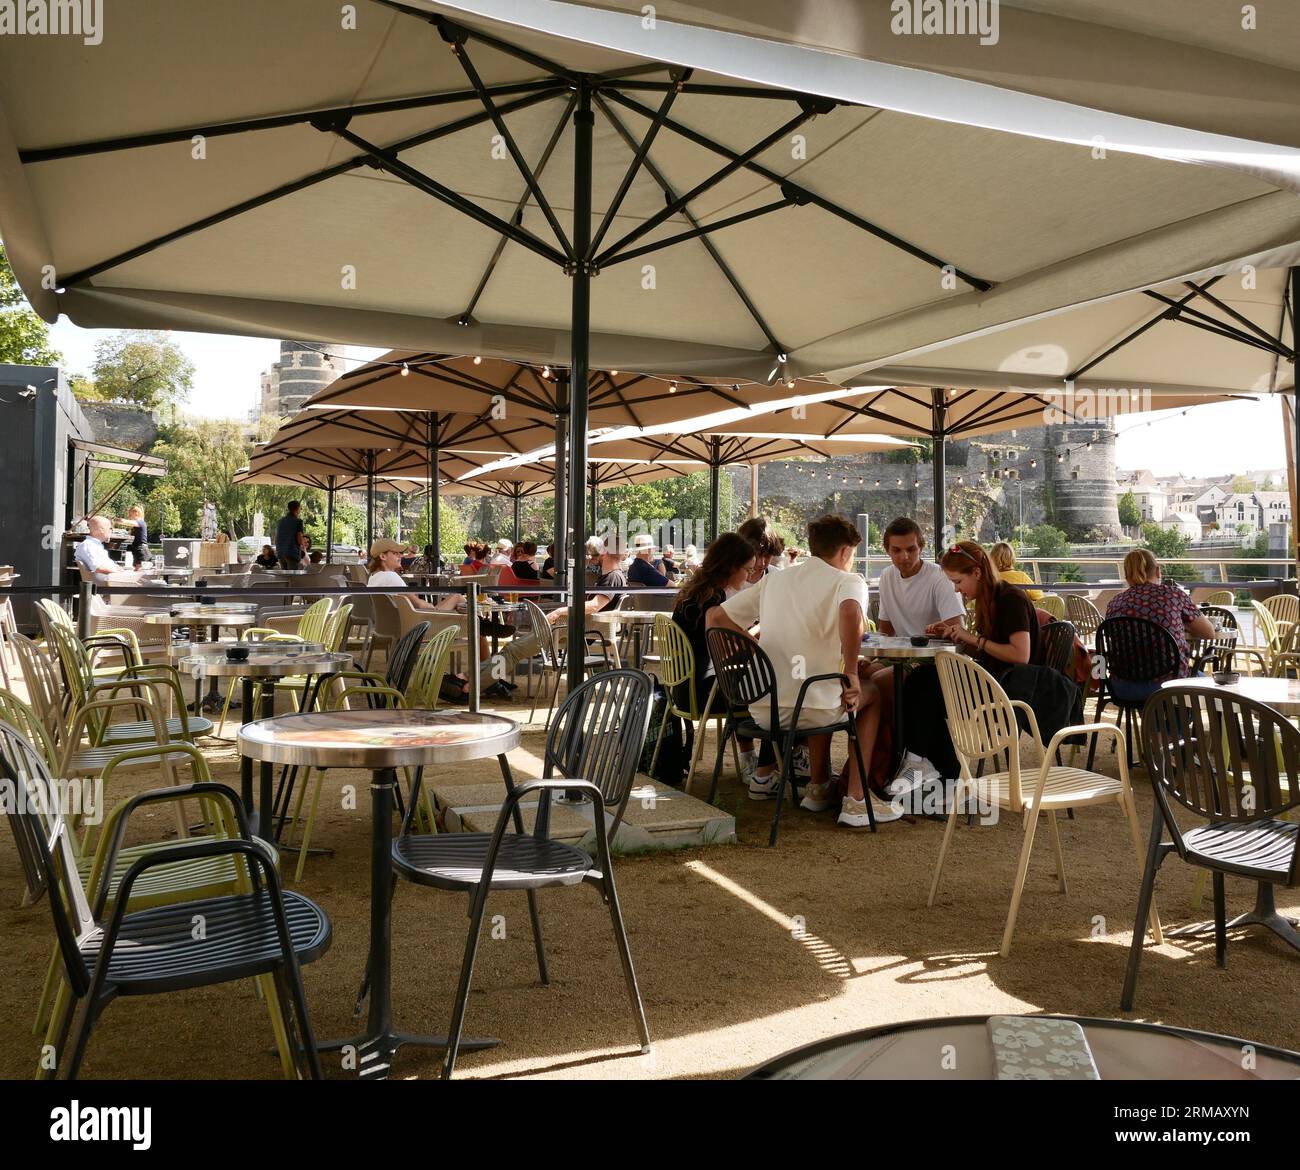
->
3, 688, 1298, 1081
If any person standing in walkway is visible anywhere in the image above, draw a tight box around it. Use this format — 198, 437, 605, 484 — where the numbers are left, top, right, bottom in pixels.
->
275, 500, 307, 568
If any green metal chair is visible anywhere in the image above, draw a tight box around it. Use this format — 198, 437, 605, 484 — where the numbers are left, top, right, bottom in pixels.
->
650, 614, 741, 793
1036, 593, 1066, 620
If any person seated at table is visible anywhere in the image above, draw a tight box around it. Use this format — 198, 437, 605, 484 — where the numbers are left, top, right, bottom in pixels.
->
861, 517, 966, 783
480, 539, 627, 691
253, 544, 279, 569
511, 541, 540, 581
406, 544, 439, 575
989, 541, 1043, 601
708, 514, 893, 828
659, 544, 681, 580
730, 517, 783, 594
672, 532, 776, 784
683, 544, 703, 569
308, 550, 324, 565
367, 538, 498, 694
898, 541, 1077, 793
461, 541, 488, 573
1105, 549, 1215, 688
74, 515, 149, 585
489, 538, 514, 568
541, 542, 558, 579
628, 534, 670, 587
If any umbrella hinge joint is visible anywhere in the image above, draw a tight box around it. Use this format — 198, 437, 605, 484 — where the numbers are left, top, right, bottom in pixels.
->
565, 260, 599, 277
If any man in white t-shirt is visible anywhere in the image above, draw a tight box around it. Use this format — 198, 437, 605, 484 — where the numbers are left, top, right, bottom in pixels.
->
865, 517, 966, 792
708, 514, 894, 828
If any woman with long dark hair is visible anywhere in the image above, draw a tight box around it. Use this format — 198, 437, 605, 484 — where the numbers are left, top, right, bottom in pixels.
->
671, 532, 770, 787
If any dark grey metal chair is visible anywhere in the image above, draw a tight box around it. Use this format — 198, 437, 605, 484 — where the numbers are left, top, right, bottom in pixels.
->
704, 626, 874, 846
1121, 685, 1300, 1009
0, 722, 331, 1079
1190, 604, 1239, 675
395, 668, 654, 1078
1089, 616, 1182, 769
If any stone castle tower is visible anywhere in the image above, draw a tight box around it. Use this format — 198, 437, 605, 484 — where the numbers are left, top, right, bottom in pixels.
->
257, 341, 342, 419
1045, 421, 1122, 540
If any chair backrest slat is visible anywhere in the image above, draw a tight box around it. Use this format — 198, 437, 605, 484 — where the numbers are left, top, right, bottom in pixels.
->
544, 669, 652, 839
386, 622, 429, 691
404, 625, 458, 709
522, 600, 558, 668
1095, 617, 1182, 686
935, 652, 1025, 807
705, 628, 778, 729
1065, 594, 1103, 638
1037, 620, 1076, 677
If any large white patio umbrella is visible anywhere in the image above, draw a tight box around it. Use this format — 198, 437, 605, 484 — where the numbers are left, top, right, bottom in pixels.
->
5, 0, 1300, 680
557, 1, 1300, 148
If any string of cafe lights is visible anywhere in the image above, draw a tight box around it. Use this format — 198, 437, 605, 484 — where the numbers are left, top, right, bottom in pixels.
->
289, 340, 797, 396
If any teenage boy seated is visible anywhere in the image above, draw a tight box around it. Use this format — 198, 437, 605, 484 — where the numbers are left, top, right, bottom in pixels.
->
862, 516, 966, 792
707, 514, 895, 827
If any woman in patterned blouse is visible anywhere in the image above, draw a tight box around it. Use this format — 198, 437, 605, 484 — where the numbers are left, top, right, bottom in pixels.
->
1105, 549, 1216, 677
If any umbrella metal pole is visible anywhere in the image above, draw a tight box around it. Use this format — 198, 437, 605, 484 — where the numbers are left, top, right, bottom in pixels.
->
512, 489, 521, 545
366, 450, 376, 550
1293, 268, 1299, 580
749, 463, 758, 519
466, 579, 480, 713
554, 395, 568, 590
566, 82, 593, 694
590, 480, 597, 532
709, 436, 721, 541
325, 477, 335, 563
931, 388, 946, 551
428, 412, 440, 570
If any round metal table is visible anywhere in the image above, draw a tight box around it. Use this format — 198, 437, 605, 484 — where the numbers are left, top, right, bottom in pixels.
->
1168, 673, 1300, 716
590, 609, 659, 669
184, 647, 349, 838
746, 1014, 1300, 1079
238, 708, 521, 1078
145, 605, 258, 710
861, 635, 952, 780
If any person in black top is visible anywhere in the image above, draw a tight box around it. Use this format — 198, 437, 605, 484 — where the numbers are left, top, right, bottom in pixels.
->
671, 532, 774, 784
628, 535, 670, 587
540, 543, 557, 579
511, 540, 540, 580
901, 540, 1073, 787
116, 505, 148, 567
275, 500, 306, 567
254, 544, 279, 569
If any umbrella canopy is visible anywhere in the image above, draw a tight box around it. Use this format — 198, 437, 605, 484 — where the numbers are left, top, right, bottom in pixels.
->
260, 404, 557, 459
7, 0, 1299, 686
3, 2, 1297, 378
233, 465, 418, 492
556, 0, 1300, 149
303, 351, 804, 429
588, 431, 916, 462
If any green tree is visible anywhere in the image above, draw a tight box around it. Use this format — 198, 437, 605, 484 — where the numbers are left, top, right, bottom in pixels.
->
79, 330, 195, 410
1141, 521, 1195, 582
1117, 490, 1141, 530
411, 493, 471, 563
0, 243, 62, 366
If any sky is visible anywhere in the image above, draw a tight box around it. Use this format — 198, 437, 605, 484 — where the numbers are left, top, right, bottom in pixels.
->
47, 320, 1288, 478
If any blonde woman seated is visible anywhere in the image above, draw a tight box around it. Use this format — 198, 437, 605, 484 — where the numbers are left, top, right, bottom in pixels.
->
988, 542, 1042, 602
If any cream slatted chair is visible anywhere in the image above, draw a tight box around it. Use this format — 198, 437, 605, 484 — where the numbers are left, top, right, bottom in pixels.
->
928, 651, 1162, 957
1236, 600, 1295, 676
1262, 593, 1299, 642
650, 614, 741, 792
1064, 594, 1103, 645
1200, 589, 1235, 608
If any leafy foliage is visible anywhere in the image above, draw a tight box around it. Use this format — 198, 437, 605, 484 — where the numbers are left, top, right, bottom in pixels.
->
1117, 490, 1141, 530
77, 330, 195, 409
0, 243, 62, 366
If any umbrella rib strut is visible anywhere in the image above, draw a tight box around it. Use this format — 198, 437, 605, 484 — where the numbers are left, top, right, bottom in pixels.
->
595, 93, 786, 356
459, 95, 577, 324
589, 68, 692, 258
600, 89, 993, 292
1184, 280, 1295, 354
441, 26, 574, 260
593, 102, 825, 267
57, 88, 563, 288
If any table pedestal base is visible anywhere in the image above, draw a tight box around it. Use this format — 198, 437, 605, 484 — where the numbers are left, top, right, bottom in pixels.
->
316, 767, 498, 1080
1167, 882, 1300, 952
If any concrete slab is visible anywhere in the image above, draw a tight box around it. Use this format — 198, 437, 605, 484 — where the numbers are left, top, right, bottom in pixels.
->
432, 774, 736, 854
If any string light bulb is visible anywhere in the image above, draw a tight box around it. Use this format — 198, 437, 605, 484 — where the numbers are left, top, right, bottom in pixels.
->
472, 355, 482, 365
542, 365, 551, 378
401, 363, 410, 377
668, 381, 677, 393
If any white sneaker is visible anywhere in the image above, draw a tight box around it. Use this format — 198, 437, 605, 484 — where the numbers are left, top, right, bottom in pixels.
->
799, 780, 834, 812
891, 752, 939, 787
737, 751, 757, 788
791, 743, 811, 780
747, 770, 781, 801
887, 769, 928, 800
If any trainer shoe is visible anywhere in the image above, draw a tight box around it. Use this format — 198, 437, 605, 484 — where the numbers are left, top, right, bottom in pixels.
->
737, 751, 757, 788
799, 780, 834, 812
747, 770, 782, 801
838, 794, 902, 827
